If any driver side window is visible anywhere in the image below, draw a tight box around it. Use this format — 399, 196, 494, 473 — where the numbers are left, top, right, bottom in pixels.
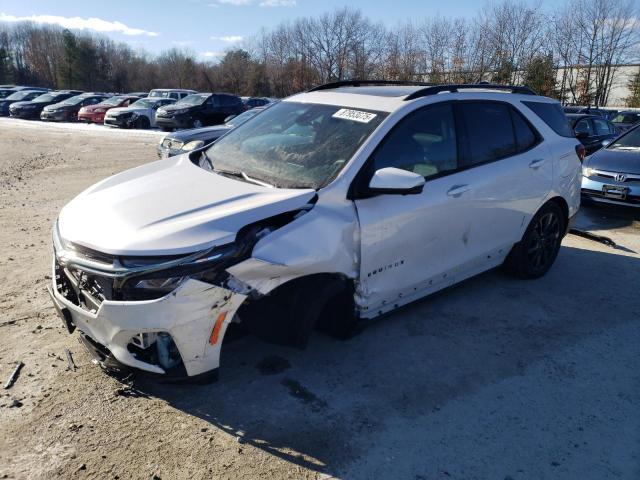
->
575, 119, 593, 136
371, 103, 457, 179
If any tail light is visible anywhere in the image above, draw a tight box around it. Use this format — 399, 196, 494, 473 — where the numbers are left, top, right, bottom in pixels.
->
575, 144, 586, 162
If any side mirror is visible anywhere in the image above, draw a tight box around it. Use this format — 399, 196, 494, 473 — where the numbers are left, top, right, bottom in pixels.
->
575, 130, 589, 139
368, 167, 425, 195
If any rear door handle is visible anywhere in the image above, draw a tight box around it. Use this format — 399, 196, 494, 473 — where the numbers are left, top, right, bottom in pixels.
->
529, 158, 546, 169
446, 184, 470, 198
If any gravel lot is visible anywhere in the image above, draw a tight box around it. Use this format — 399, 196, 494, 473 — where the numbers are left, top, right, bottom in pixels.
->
0, 117, 639, 480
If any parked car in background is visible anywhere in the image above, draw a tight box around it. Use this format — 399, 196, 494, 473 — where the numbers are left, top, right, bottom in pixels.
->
78, 95, 142, 124
156, 106, 266, 158
9, 90, 83, 119
48, 82, 581, 381
0, 89, 49, 116
127, 91, 149, 97
104, 96, 176, 129
148, 88, 197, 100
609, 111, 640, 132
567, 114, 619, 156
563, 105, 608, 117
155, 93, 246, 131
41, 93, 112, 122
582, 124, 640, 207
241, 96, 271, 108
601, 108, 619, 120
0, 85, 48, 99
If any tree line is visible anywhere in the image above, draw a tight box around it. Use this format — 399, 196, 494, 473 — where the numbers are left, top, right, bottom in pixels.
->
0, 0, 638, 106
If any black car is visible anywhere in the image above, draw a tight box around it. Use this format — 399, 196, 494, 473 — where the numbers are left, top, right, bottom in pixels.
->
156, 107, 266, 158
609, 111, 640, 132
0, 89, 49, 116
0, 85, 48, 99
155, 93, 246, 131
567, 114, 620, 156
9, 90, 84, 119
40, 93, 111, 122
242, 96, 271, 109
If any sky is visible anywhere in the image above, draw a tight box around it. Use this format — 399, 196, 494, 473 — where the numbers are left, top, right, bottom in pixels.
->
0, 0, 550, 60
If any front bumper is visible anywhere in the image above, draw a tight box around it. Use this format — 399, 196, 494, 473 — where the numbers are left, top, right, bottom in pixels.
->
104, 115, 134, 128
49, 260, 247, 378
10, 108, 40, 119
41, 110, 73, 121
78, 112, 104, 123
581, 174, 640, 207
155, 114, 191, 130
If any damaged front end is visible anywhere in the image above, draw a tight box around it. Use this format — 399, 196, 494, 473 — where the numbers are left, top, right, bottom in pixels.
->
48, 222, 268, 381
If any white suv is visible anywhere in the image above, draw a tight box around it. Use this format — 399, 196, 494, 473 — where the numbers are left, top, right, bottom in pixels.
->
48, 82, 582, 382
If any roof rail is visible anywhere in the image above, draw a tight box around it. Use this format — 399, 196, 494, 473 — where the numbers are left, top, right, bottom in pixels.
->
307, 80, 434, 92
404, 83, 537, 100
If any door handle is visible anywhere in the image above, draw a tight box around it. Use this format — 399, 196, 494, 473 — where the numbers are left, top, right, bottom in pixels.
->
446, 184, 470, 198
529, 158, 546, 169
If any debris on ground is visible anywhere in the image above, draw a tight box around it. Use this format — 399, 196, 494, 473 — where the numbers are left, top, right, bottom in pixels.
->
3, 361, 24, 389
8, 397, 23, 408
569, 228, 616, 247
65, 349, 77, 371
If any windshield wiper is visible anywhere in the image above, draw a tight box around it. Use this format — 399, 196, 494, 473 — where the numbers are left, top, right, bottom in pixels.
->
215, 167, 275, 188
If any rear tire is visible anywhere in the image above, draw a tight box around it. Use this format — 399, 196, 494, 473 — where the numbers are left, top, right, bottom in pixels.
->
504, 202, 565, 279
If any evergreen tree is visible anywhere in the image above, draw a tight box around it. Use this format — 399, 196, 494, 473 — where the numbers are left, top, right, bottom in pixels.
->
625, 69, 640, 108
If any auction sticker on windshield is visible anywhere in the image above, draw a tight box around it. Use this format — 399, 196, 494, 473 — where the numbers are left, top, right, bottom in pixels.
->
332, 108, 377, 123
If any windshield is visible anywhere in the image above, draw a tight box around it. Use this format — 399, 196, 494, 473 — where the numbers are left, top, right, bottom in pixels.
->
611, 113, 640, 124
130, 98, 155, 108
0, 89, 13, 98
609, 126, 640, 150
226, 108, 261, 126
6, 90, 37, 100
176, 94, 207, 106
99, 96, 128, 107
60, 95, 87, 106
33, 92, 60, 102
203, 101, 387, 189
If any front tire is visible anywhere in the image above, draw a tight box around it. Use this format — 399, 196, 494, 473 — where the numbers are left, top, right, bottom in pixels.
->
191, 118, 203, 129
504, 202, 565, 279
134, 116, 150, 129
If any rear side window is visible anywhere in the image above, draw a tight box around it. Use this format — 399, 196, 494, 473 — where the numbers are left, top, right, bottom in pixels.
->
511, 109, 539, 151
593, 118, 613, 136
523, 101, 574, 137
458, 102, 516, 166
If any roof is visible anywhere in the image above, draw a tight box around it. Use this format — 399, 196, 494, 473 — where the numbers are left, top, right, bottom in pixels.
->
288, 82, 549, 113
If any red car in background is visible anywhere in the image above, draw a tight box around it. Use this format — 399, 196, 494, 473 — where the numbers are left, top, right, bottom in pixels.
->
78, 95, 141, 123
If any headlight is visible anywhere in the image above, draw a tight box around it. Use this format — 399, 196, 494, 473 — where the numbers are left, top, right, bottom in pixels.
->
94, 108, 106, 113
157, 108, 166, 115
182, 140, 205, 151
173, 108, 189, 115
583, 167, 594, 178
130, 276, 186, 294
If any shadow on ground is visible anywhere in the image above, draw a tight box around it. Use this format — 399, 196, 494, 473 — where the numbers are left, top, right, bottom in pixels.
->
133, 244, 640, 478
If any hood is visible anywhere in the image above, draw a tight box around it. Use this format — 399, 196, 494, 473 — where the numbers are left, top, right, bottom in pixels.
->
108, 106, 140, 115
57, 155, 316, 256
169, 125, 231, 142
586, 147, 640, 174
9, 101, 36, 109
161, 103, 195, 112
45, 102, 73, 111
82, 103, 109, 112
